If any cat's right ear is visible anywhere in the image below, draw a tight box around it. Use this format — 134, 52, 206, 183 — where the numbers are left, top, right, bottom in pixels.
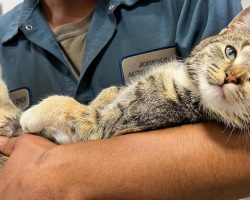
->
220, 6, 250, 34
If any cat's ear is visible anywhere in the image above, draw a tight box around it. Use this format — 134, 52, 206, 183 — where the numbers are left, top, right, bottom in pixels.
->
221, 6, 250, 34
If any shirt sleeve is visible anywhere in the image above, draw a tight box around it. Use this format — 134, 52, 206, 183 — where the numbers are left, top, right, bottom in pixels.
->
175, 0, 242, 57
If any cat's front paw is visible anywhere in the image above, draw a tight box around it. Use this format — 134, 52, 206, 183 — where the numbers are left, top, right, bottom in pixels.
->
19, 95, 66, 133
20, 106, 46, 133
20, 95, 99, 142
19, 95, 88, 136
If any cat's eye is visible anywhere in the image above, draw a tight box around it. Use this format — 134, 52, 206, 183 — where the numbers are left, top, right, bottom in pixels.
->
225, 46, 237, 61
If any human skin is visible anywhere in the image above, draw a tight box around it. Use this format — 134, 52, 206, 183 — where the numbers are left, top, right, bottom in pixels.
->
40, 0, 97, 30
0, 123, 250, 200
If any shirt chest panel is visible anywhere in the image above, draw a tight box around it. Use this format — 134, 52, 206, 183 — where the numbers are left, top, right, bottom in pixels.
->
0, 39, 78, 106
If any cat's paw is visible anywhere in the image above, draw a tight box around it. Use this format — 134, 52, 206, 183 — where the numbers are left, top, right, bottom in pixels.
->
20, 95, 99, 142
20, 95, 86, 134
20, 106, 46, 133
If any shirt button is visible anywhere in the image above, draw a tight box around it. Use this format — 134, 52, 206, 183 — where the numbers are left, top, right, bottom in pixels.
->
109, 4, 115, 11
25, 24, 33, 31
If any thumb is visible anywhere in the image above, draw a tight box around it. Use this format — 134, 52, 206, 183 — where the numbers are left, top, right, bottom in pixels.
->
0, 136, 17, 156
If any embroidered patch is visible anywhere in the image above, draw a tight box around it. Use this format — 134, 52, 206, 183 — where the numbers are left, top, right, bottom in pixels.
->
121, 47, 176, 84
9, 88, 31, 110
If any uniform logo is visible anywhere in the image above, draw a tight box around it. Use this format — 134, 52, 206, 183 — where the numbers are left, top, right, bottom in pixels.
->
9, 88, 31, 110
121, 47, 176, 84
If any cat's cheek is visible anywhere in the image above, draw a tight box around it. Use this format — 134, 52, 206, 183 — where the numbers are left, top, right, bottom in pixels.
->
243, 84, 250, 99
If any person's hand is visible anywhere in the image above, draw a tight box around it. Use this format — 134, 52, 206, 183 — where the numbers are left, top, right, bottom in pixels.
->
0, 134, 58, 200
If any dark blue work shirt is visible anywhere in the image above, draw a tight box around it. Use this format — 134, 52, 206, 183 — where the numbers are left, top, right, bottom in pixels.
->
0, 0, 242, 107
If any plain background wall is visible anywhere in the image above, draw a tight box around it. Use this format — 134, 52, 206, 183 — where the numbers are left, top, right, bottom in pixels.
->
0, 0, 23, 14
242, 0, 250, 8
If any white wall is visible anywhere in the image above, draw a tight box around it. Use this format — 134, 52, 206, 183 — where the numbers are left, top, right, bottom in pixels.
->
0, 0, 23, 14
242, 0, 250, 8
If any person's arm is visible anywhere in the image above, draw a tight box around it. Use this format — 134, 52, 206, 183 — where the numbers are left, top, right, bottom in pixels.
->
0, 123, 250, 200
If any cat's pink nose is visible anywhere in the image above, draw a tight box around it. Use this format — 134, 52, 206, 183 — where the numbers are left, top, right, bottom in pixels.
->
224, 72, 240, 85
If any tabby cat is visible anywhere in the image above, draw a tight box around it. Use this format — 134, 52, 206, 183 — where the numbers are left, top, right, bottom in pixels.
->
1, 7, 250, 167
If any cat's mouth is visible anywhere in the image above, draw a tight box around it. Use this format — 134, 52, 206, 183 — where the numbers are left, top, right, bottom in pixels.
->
208, 82, 237, 103
199, 74, 237, 109
209, 83, 226, 99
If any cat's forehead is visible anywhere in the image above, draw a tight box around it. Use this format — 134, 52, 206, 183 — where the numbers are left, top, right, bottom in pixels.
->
217, 31, 250, 48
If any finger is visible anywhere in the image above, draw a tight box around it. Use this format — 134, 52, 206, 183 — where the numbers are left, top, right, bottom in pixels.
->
0, 136, 17, 156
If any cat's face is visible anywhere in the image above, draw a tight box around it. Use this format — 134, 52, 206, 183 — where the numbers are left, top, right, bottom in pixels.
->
191, 7, 250, 128
198, 33, 250, 105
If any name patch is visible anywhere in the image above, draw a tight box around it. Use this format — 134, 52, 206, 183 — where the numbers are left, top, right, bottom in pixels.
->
9, 88, 31, 110
121, 47, 176, 84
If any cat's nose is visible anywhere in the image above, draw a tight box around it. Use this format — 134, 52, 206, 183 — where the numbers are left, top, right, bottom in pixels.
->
224, 72, 241, 85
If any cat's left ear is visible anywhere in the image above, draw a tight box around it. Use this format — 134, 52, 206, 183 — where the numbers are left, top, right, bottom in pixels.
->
221, 6, 250, 34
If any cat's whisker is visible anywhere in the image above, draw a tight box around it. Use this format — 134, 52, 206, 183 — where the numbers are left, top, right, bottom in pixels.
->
226, 125, 235, 144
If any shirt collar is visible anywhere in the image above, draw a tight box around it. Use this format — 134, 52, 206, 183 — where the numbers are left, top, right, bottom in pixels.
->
2, 0, 140, 44
2, 0, 39, 44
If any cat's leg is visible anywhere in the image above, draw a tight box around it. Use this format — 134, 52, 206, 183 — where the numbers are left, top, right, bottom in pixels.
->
20, 95, 99, 143
97, 104, 144, 139
19, 86, 121, 143
90, 86, 121, 109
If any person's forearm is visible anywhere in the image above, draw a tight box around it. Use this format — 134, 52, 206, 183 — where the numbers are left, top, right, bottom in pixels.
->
37, 123, 250, 200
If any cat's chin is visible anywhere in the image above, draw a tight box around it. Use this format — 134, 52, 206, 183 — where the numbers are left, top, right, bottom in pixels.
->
200, 82, 237, 110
